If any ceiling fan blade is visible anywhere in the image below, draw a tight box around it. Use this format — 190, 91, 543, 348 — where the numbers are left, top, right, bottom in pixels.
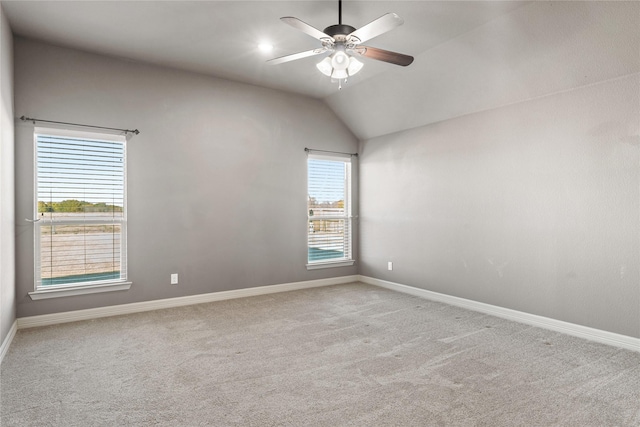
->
281, 17, 334, 42
267, 49, 328, 65
356, 46, 414, 66
348, 13, 404, 43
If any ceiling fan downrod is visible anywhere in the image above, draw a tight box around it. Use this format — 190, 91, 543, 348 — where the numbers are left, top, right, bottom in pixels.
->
324, 0, 356, 40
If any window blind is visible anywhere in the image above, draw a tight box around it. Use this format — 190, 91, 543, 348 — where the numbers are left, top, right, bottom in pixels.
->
35, 130, 127, 288
307, 155, 352, 263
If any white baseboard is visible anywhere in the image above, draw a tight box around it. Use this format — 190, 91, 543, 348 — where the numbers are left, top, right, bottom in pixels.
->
17, 275, 359, 329
12, 275, 639, 354
359, 275, 640, 353
0, 320, 18, 364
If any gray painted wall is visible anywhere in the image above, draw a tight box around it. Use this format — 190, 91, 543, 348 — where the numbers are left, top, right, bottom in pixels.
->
0, 6, 15, 345
14, 38, 358, 318
359, 73, 640, 338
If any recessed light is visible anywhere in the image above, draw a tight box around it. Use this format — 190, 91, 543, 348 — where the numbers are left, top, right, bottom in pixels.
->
258, 42, 274, 53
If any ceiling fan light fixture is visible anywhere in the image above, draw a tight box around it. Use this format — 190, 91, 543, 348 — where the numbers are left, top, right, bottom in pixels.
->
316, 57, 333, 77
347, 57, 363, 76
317, 51, 363, 79
331, 50, 349, 70
331, 68, 349, 80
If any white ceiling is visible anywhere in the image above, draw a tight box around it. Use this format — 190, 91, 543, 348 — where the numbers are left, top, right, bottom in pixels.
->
3, 1, 639, 139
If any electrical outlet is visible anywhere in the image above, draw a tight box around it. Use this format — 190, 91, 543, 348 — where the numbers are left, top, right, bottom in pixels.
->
388, 261, 393, 271
171, 273, 178, 285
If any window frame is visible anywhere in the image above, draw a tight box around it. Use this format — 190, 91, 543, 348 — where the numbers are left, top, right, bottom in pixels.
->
306, 153, 355, 270
29, 127, 131, 300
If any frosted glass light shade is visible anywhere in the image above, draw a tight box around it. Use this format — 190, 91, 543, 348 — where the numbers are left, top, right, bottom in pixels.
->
347, 57, 364, 76
316, 52, 364, 79
331, 69, 349, 79
331, 51, 349, 70
316, 57, 333, 77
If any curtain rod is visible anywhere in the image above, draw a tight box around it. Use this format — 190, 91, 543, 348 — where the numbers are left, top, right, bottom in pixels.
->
20, 116, 140, 135
305, 147, 358, 157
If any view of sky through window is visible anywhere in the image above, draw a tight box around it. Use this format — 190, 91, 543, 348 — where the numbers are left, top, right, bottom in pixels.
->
308, 158, 345, 204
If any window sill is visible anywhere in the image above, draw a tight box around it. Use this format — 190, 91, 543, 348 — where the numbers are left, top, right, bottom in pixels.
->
29, 281, 132, 300
306, 260, 355, 270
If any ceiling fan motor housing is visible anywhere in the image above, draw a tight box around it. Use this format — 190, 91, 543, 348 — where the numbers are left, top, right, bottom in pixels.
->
324, 24, 357, 40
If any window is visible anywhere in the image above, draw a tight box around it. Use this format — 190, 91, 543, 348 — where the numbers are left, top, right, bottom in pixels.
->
31, 128, 130, 299
307, 153, 354, 269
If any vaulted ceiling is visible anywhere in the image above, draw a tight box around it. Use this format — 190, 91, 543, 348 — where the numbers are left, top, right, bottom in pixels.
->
3, 1, 638, 139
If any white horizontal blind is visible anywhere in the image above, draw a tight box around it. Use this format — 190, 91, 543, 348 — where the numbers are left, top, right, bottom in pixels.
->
307, 154, 352, 263
35, 129, 127, 288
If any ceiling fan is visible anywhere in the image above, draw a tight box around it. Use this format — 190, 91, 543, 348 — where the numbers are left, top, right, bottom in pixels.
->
268, 0, 414, 87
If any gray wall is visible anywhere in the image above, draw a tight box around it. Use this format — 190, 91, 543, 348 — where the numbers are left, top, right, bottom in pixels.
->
0, 5, 15, 345
14, 38, 358, 318
359, 73, 640, 338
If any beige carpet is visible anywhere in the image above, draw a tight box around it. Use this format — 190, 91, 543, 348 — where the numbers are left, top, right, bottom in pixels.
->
2, 283, 639, 426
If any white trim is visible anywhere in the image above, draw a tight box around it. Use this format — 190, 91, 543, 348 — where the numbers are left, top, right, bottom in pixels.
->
33, 128, 129, 292
359, 275, 640, 353
307, 155, 353, 266
29, 281, 132, 300
0, 320, 18, 365
306, 260, 355, 270
16, 275, 636, 354
18, 275, 359, 329
35, 126, 127, 142
307, 152, 352, 162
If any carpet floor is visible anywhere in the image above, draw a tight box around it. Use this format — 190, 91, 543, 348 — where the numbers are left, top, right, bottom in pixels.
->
1, 282, 639, 426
